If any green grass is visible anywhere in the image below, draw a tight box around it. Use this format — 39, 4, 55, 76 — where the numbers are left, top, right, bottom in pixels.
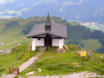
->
0, 33, 30, 51
1, 44, 104, 77
20, 45, 104, 76
0, 44, 38, 76
81, 39, 102, 51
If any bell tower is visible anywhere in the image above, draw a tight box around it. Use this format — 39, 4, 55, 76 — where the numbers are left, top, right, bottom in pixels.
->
45, 14, 51, 31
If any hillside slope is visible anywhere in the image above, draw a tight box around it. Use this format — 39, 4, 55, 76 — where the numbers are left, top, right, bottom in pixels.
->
0, 44, 38, 76
1, 44, 104, 77
0, 17, 104, 52
19, 45, 104, 77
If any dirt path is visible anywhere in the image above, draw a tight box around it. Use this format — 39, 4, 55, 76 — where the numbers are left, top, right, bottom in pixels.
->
28, 72, 98, 78
1, 47, 46, 78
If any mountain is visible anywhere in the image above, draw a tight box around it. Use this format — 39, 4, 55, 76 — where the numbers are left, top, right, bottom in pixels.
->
80, 22, 104, 32
0, 0, 104, 24
0, 16, 104, 53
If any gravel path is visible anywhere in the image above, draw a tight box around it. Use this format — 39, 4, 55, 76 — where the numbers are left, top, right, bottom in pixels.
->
1, 47, 45, 78
28, 72, 98, 78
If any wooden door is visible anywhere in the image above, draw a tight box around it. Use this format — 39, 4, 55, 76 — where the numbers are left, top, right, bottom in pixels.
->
44, 36, 52, 47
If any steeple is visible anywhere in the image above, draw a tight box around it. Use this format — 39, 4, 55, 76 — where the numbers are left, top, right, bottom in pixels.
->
45, 14, 51, 31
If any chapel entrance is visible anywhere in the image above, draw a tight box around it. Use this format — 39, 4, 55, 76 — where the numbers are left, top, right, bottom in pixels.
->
44, 34, 52, 47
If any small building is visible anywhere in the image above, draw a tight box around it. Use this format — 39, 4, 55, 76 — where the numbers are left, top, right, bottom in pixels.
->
27, 15, 67, 51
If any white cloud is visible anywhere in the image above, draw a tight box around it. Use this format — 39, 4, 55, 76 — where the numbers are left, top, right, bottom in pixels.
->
59, 8, 64, 13
0, 15, 14, 19
21, 8, 29, 12
46, 0, 58, 5
0, 8, 29, 18
6, 10, 21, 16
32, 0, 45, 7
60, 0, 85, 13
32, 0, 58, 7
0, 0, 15, 4
63, 1, 74, 6
6, 8, 28, 16
63, 0, 84, 6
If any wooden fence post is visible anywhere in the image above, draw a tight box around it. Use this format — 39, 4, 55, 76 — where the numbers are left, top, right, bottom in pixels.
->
17, 67, 19, 75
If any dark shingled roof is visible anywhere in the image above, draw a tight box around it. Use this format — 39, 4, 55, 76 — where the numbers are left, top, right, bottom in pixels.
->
28, 16, 67, 39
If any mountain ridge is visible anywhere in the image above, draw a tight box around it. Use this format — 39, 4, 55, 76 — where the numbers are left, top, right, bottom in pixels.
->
0, 16, 104, 53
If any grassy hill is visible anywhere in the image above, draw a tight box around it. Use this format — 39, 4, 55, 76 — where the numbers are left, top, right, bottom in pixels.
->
0, 17, 104, 52
81, 39, 102, 51
0, 44, 39, 75
0, 44, 104, 77
18, 45, 104, 77
0, 17, 45, 52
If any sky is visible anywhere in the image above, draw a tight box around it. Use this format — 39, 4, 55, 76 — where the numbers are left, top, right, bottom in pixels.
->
0, 0, 90, 18
0, 0, 104, 23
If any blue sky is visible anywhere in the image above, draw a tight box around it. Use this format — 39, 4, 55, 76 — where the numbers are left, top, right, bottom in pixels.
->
0, 0, 90, 18
0, 0, 104, 23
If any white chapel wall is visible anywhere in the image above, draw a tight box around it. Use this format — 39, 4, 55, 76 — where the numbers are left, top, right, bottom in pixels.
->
32, 39, 36, 51
59, 39, 64, 48
32, 38, 64, 50
35, 38, 44, 46
52, 39, 59, 46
